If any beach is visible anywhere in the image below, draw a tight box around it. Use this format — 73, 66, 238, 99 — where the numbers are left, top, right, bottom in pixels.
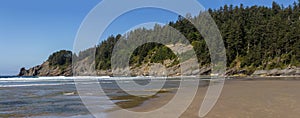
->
1, 77, 300, 117
132, 79, 300, 118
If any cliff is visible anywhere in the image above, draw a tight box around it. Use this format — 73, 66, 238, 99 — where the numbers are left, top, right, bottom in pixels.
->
18, 50, 72, 76
18, 47, 300, 77
17, 2, 300, 77
18, 53, 300, 77
18, 61, 72, 76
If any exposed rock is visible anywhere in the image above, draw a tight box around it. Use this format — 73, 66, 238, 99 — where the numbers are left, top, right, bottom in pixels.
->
97, 70, 112, 76
199, 66, 211, 75
72, 57, 96, 76
252, 68, 300, 76
18, 48, 299, 77
252, 70, 268, 76
296, 68, 300, 75
280, 69, 296, 76
18, 67, 28, 76
268, 69, 281, 76
192, 69, 200, 75
124, 58, 211, 77
19, 61, 72, 76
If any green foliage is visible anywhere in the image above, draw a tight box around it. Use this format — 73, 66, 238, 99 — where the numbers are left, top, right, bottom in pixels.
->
74, 1, 300, 71
217, 2, 300, 69
127, 43, 178, 67
95, 34, 121, 70
150, 45, 177, 63
48, 50, 72, 67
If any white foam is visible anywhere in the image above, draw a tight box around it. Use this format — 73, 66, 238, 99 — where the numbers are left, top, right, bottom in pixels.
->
0, 76, 111, 81
0, 76, 186, 83
0, 82, 75, 87
0, 76, 66, 81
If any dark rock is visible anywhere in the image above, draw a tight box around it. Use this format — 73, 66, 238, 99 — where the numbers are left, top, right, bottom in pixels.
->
199, 66, 211, 75
18, 67, 28, 76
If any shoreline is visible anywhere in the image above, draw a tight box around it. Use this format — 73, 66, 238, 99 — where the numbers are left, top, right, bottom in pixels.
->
1, 76, 300, 117
3, 75, 300, 79
128, 78, 300, 117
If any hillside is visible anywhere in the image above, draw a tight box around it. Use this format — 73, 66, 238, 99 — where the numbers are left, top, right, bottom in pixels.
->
19, 2, 300, 77
18, 50, 72, 76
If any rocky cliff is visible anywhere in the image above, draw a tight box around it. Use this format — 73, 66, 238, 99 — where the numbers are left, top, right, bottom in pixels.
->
18, 56, 211, 77
17, 48, 299, 77
252, 67, 300, 77
18, 61, 72, 76
18, 59, 300, 77
96, 59, 212, 77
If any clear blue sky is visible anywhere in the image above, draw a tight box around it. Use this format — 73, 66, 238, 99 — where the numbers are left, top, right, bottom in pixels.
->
0, 0, 296, 75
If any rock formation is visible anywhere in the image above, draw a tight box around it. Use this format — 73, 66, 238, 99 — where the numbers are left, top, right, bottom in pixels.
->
18, 61, 72, 76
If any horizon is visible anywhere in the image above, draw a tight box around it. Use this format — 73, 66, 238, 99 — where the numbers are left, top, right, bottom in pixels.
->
0, 0, 297, 75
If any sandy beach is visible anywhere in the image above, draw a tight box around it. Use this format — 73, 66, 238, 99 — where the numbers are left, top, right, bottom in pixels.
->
131, 79, 300, 118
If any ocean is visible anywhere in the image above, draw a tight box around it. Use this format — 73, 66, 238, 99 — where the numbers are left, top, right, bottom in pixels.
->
0, 76, 206, 117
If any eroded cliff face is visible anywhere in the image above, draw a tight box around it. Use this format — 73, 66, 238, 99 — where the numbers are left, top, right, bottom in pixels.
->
252, 67, 300, 77
18, 61, 72, 76
96, 58, 212, 77
18, 59, 300, 77
18, 56, 211, 77
17, 49, 299, 77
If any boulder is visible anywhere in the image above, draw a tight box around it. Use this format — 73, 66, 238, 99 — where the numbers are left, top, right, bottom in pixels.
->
18, 67, 28, 76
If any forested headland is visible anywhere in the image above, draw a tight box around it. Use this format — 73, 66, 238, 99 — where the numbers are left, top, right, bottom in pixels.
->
19, 1, 300, 76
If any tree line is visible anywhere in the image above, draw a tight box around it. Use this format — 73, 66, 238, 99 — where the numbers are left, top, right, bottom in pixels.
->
55, 1, 300, 73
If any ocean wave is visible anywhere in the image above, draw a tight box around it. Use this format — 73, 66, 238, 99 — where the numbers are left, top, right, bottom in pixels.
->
0, 82, 75, 87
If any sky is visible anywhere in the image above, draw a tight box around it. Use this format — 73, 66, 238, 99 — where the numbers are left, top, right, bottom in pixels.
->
0, 0, 297, 75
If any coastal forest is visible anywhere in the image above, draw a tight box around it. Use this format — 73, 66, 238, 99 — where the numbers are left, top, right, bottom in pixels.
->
34, 1, 300, 76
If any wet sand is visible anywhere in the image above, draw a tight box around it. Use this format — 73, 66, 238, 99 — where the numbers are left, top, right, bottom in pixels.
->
131, 80, 300, 118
